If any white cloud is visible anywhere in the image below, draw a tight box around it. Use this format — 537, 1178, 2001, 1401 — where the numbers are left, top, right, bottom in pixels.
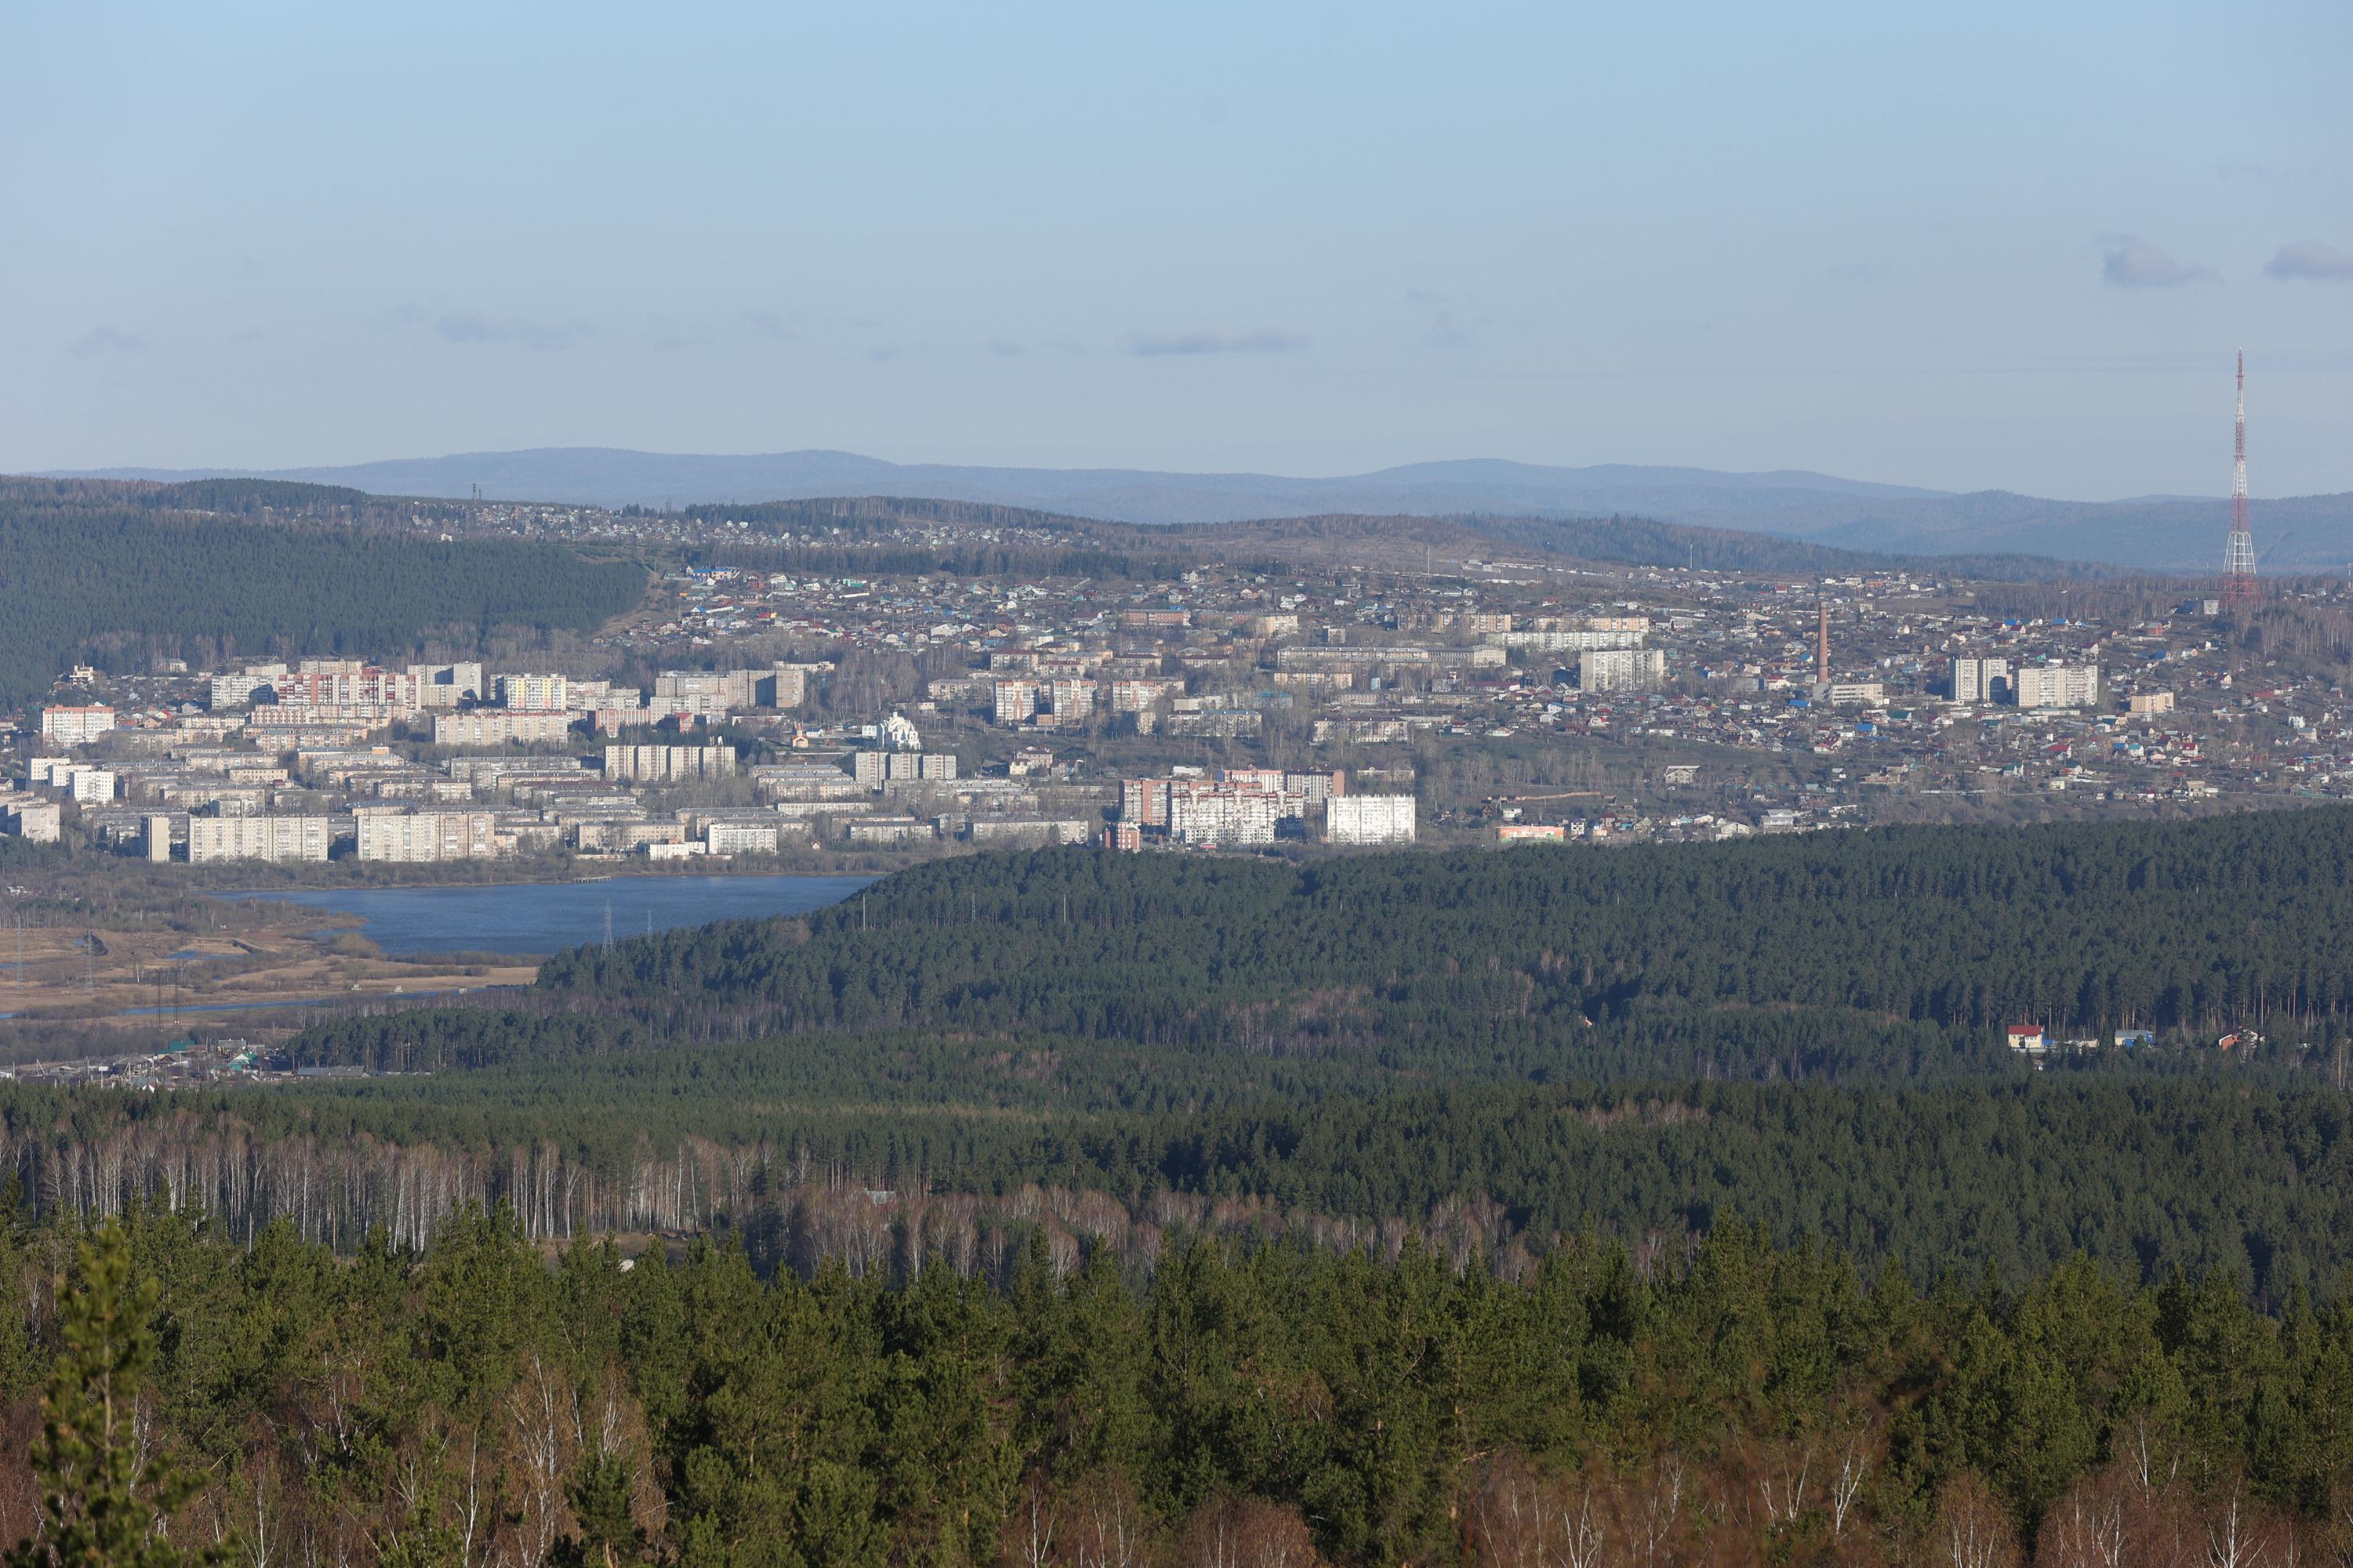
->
1129, 327, 1307, 357
434, 311, 587, 350
69, 325, 144, 358
2098, 237, 2217, 289
2264, 241, 2353, 282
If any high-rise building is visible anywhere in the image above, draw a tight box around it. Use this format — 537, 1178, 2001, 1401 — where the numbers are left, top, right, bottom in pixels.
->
38, 706, 115, 746
994, 680, 1041, 725
1949, 657, 2011, 704
1167, 784, 1282, 847
498, 673, 570, 711
1326, 795, 1417, 846
1576, 649, 1667, 693
1121, 778, 1170, 827
2011, 665, 2100, 710
1048, 679, 1096, 722
602, 741, 737, 783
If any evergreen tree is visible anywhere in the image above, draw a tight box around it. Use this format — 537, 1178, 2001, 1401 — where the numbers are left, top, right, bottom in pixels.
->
3, 1221, 227, 1568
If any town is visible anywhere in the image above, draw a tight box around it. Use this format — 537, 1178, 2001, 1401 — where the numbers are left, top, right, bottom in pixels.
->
3, 497, 2347, 875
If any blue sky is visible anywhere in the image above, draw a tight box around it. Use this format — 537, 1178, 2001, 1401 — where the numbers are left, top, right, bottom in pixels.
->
5, 1, 2348, 498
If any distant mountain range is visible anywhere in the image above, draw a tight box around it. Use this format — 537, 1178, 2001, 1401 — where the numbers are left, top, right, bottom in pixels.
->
51, 448, 2353, 573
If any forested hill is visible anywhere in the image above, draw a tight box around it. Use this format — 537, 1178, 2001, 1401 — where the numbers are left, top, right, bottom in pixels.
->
537, 806, 2353, 1056
682, 493, 2122, 584
45, 802, 2353, 1293
0, 479, 644, 703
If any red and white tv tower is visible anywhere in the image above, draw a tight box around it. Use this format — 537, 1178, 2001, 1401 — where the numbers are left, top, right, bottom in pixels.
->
2220, 350, 2258, 609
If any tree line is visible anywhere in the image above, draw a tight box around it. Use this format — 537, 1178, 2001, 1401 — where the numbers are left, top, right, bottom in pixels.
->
8, 1073, 2353, 1299
6, 1203, 2353, 1566
532, 809, 2353, 1053
0, 484, 645, 703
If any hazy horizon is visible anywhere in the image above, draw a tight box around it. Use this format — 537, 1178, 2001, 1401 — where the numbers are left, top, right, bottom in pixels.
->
6, 2, 2349, 500
38, 442, 2290, 508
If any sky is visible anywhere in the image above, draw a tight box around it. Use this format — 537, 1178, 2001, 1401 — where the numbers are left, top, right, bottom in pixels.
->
5, 1, 2350, 500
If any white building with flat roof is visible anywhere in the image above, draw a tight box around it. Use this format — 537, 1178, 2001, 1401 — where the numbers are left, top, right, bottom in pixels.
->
434, 711, 573, 748
1949, 657, 2011, 704
2012, 664, 2100, 710
187, 815, 330, 863
1326, 794, 1417, 846
1576, 649, 1667, 693
39, 706, 115, 746
355, 810, 499, 863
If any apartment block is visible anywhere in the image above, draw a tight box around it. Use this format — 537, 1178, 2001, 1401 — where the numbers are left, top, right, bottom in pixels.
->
434, 711, 574, 748
1110, 678, 1182, 716
187, 815, 331, 864
994, 680, 1042, 725
355, 810, 499, 862
851, 751, 958, 787
2011, 664, 2100, 710
1494, 630, 1646, 653
1576, 649, 1667, 693
4, 800, 60, 842
1120, 777, 1171, 827
62, 767, 118, 803
1326, 794, 1417, 846
406, 662, 485, 707
602, 741, 738, 784
497, 673, 570, 711
1949, 657, 2011, 704
39, 706, 115, 746
705, 822, 780, 856
272, 663, 421, 708
1166, 781, 1286, 847
209, 669, 284, 708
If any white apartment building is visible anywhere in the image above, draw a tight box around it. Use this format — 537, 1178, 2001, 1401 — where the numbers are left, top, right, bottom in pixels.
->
5, 800, 60, 842
1949, 657, 2011, 704
272, 662, 421, 709
434, 711, 573, 748
407, 662, 485, 707
497, 673, 570, 711
1167, 783, 1284, 847
1048, 678, 1096, 722
2012, 664, 2100, 710
653, 665, 809, 710
39, 706, 115, 746
209, 668, 285, 708
602, 742, 737, 783
1110, 680, 1182, 715
61, 767, 118, 803
187, 815, 331, 864
994, 680, 1041, 725
355, 810, 499, 863
656, 669, 742, 705
852, 751, 958, 786
1577, 649, 1667, 693
705, 823, 780, 856
1495, 629, 1647, 653
1326, 794, 1417, 846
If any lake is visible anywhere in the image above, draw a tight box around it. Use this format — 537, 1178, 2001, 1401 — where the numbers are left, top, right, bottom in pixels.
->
220, 874, 876, 959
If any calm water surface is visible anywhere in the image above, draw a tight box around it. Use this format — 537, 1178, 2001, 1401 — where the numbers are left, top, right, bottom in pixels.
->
220, 874, 875, 958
